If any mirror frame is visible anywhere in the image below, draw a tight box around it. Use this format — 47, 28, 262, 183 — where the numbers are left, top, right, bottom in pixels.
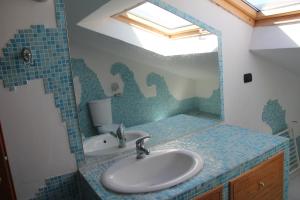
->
147, 0, 224, 120
70, 0, 224, 165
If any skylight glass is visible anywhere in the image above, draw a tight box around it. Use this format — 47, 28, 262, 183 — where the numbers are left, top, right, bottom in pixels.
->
245, 0, 300, 13
128, 2, 192, 30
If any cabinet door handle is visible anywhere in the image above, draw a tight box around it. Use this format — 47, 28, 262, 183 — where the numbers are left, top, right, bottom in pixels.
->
259, 181, 265, 188
0, 177, 2, 184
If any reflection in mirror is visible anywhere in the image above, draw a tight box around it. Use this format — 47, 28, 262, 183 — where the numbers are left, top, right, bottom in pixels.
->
65, 0, 222, 160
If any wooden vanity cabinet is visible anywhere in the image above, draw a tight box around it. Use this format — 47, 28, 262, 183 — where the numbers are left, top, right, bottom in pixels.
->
194, 185, 223, 200
229, 152, 284, 200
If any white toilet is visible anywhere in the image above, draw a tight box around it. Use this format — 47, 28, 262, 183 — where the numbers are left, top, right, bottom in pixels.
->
88, 98, 113, 134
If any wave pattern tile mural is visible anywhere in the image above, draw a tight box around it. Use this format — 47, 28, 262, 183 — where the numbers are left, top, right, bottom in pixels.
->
262, 99, 288, 134
0, 0, 83, 198
72, 59, 221, 138
71, 58, 106, 137
262, 99, 300, 172
0, 17, 83, 164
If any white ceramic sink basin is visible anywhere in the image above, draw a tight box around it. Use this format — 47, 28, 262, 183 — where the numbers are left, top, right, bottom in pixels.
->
101, 149, 203, 193
83, 130, 149, 157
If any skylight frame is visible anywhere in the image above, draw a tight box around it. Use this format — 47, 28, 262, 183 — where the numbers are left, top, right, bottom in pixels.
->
127, 2, 194, 30
212, 0, 300, 26
244, 0, 300, 12
112, 2, 210, 40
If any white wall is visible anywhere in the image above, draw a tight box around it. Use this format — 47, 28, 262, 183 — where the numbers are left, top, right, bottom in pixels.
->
0, 0, 77, 199
251, 23, 300, 50
0, 80, 76, 200
0, 0, 56, 55
163, 0, 300, 133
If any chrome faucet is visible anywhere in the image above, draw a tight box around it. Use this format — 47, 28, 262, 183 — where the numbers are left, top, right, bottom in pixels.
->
136, 136, 150, 159
109, 123, 126, 148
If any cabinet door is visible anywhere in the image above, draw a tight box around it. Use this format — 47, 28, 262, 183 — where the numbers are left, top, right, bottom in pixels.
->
194, 185, 223, 200
0, 123, 17, 200
230, 152, 284, 200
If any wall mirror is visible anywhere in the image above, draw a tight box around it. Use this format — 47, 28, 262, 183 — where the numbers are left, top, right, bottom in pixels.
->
65, 0, 223, 160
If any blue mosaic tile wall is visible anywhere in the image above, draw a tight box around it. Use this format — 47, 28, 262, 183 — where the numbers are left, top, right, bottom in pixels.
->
32, 172, 80, 200
127, 114, 219, 147
0, 0, 83, 199
71, 59, 221, 138
262, 99, 288, 134
71, 58, 107, 138
197, 88, 221, 115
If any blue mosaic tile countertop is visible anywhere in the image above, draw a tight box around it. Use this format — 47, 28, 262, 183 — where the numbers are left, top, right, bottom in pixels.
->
127, 114, 220, 147
83, 114, 221, 165
79, 124, 289, 200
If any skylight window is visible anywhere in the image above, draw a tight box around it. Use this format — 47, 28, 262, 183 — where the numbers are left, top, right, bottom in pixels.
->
112, 2, 210, 39
78, 1, 218, 56
244, 0, 300, 15
212, 0, 300, 26
127, 2, 192, 30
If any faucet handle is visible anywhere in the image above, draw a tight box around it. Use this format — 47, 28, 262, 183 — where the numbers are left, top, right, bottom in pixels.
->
118, 123, 125, 132
116, 123, 124, 134
136, 136, 150, 159
136, 136, 150, 147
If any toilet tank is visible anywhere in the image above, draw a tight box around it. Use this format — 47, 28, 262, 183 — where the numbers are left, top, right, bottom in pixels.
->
88, 98, 112, 126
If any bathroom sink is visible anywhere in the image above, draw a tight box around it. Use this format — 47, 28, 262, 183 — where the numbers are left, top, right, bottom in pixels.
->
83, 130, 149, 157
101, 149, 203, 193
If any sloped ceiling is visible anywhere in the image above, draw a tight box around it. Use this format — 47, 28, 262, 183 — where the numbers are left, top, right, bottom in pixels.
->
76, 0, 217, 56
251, 48, 300, 76
64, 0, 219, 80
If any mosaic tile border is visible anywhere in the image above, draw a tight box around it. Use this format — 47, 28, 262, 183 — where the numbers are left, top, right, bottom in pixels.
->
0, 0, 83, 199
0, 0, 83, 163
